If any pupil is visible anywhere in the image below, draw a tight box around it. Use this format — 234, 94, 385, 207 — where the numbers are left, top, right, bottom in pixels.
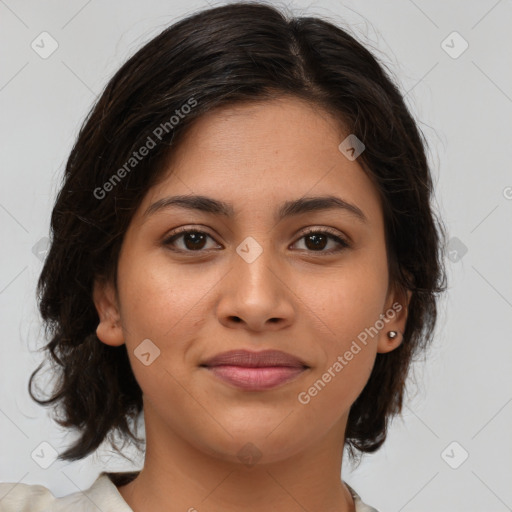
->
305, 234, 326, 250
185, 232, 206, 250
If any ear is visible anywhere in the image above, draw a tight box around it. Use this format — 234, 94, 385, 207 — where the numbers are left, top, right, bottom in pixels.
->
377, 284, 412, 354
92, 277, 125, 347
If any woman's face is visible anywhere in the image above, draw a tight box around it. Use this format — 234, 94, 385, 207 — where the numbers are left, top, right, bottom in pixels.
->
94, 96, 408, 466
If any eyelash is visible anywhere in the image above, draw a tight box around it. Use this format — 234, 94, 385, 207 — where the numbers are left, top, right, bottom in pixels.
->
162, 226, 350, 254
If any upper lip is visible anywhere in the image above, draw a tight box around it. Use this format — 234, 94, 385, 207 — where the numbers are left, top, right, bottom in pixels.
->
201, 349, 308, 368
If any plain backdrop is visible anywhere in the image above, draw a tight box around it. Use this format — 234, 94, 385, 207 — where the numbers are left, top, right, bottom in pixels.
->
1, 1, 511, 511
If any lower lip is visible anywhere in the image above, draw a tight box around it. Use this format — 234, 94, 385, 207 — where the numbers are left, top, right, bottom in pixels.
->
205, 365, 307, 391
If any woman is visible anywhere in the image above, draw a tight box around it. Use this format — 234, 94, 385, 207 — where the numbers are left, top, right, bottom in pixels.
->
0, 2, 446, 511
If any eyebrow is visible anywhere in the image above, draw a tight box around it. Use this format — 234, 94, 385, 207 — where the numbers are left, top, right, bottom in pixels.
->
144, 194, 368, 223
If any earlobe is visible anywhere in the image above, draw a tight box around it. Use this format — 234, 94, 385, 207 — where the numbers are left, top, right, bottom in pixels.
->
378, 329, 403, 353
92, 278, 125, 347
377, 287, 412, 354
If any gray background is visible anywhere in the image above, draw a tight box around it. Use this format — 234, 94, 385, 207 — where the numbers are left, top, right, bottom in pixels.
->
1, 1, 511, 511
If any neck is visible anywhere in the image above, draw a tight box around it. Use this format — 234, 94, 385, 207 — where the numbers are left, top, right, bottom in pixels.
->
117, 403, 355, 512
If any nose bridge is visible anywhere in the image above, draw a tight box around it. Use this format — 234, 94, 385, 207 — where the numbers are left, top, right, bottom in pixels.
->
216, 232, 294, 330
233, 233, 280, 297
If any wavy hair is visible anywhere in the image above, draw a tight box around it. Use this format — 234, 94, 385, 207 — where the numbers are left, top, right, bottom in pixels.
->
29, 1, 447, 465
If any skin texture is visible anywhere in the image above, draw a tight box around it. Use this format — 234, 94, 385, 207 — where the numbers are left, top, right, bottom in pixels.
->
93, 96, 410, 512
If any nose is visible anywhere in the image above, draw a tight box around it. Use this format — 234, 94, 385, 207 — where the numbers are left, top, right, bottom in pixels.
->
216, 240, 295, 332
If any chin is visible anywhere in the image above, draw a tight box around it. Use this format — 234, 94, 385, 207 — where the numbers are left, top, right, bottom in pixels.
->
198, 427, 306, 467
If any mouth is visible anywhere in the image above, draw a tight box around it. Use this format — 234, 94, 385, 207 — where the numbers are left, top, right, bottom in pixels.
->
200, 349, 309, 391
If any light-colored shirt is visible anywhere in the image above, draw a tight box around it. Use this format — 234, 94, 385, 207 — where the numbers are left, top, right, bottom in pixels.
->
0, 472, 379, 511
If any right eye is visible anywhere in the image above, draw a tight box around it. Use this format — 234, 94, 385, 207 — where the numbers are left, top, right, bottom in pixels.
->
162, 228, 221, 252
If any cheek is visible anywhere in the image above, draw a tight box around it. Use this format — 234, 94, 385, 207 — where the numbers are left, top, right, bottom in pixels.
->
293, 245, 388, 408
117, 247, 215, 338
115, 250, 209, 398
298, 245, 389, 341
296, 347, 375, 427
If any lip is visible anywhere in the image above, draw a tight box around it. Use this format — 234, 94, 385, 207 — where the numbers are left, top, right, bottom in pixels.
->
202, 349, 308, 368
200, 349, 309, 391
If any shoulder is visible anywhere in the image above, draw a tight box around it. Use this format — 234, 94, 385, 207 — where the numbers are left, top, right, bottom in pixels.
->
0, 473, 134, 512
0, 481, 56, 511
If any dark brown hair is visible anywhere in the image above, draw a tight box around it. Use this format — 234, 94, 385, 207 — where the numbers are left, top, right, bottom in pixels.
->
29, 1, 446, 465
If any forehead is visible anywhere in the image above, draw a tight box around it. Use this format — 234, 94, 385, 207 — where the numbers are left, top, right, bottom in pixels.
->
137, 96, 383, 226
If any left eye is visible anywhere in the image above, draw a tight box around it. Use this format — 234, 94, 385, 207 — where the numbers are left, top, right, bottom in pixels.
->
163, 228, 350, 253
294, 229, 350, 253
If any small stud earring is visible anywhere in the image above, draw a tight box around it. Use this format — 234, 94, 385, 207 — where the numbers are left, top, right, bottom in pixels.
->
387, 331, 398, 339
